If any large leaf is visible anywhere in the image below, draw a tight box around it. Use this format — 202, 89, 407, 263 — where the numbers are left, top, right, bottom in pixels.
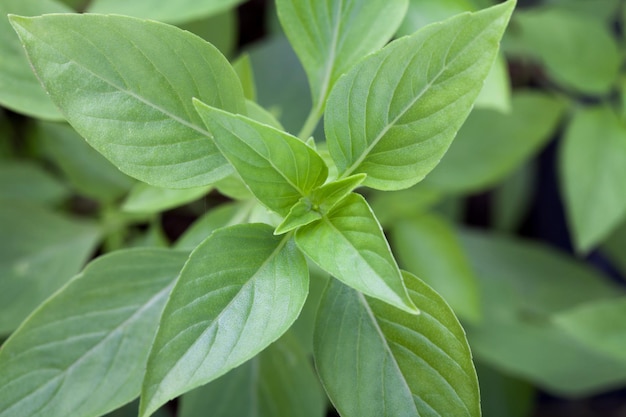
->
10, 14, 245, 188
508, 8, 620, 95
87, 0, 245, 24
559, 105, 626, 252
276, 0, 408, 134
140, 223, 309, 417
392, 214, 481, 323
325, 1, 515, 190
425, 91, 565, 193
36, 121, 135, 203
0, 248, 188, 417
461, 230, 626, 395
0, 0, 68, 120
295, 193, 417, 314
315, 273, 480, 417
0, 202, 100, 334
179, 332, 325, 417
193, 101, 328, 216
0, 161, 69, 205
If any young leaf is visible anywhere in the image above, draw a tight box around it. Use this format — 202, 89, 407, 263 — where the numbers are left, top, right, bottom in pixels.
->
325, 0, 515, 190
314, 273, 480, 417
0, 0, 69, 120
276, 0, 408, 131
10, 14, 246, 189
179, 332, 326, 417
295, 193, 418, 314
140, 223, 309, 417
0, 202, 100, 335
233, 53, 257, 101
87, 0, 245, 25
425, 91, 565, 193
193, 100, 328, 216
275, 174, 367, 235
174, 203, 243, 251
0, 248, 188, 417
392, 214, 481, 323
560, 106, 626, 252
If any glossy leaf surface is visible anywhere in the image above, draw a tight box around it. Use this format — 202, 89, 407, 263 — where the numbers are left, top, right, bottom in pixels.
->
10, 14, 245, 188
425, 92, 564, 192
140, 223, 309, 417
0, 202, 100, 334
325, 1, 515, 190
0, 0, 68, 120
315, 273, 480, 417
276, 0, 408, 113
194, 101, 328, 216
179, 332, 325, 417
560, 105, 626, 252
296, 193, 417, 314
87, 0, 245, 24
0, 248, 188, 417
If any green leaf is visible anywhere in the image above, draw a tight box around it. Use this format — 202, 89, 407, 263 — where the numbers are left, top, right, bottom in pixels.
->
296, 193, 417, 314
0, 161, 69, 205
474, 54, 511, 112
122, 182, 211, 214
314, 273, 480, 417
392, 214, 481, 323
87, 0, 245, 24
140, 223, 309, 417
461, 230, 626, 395
275, 174, 367, 235
368, 185, 442, 227
276, 0, 408, 123
233, 54, 257, 101
178, 9, 237, 58
491, 162, 537, 232
603, 221, 626, 276
510, 8, 621, 95
36, 121, 135, 203
179, 332, 325, 417
397, 0, 473, 35
325, 1, 515, 190
545, 0, 621, 22
0, 0, 69, 120
560, 105, 626, 252
425, 91, 565, 193
193, 100, 328, 216
10, 14, 245, 189
0, 202, 100, 335
244, 100, 284, 130
476, 363, 535, 417
554, 298, 626, 363
0, 248, 188, 417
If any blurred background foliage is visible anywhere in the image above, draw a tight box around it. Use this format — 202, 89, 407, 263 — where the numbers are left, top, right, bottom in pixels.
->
1, 0, 626, 416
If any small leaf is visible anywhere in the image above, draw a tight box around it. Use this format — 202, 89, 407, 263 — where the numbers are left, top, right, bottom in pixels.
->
122, 182, 211, 214
0, 0, 69, 120
174, 203, 242, 251
314, 273, 480, 417
233, 53, 257, 101
296, 193, 418, 314
425, 91, 565, 193
10, 14, 245, 188
392, 214, 481, 323
87, 0, 246, 24
560, 105, 626, 252
325, 0, 515, 190
0, 248, 188, 417
193, 100, 328, 216
140, 223, 309, 417
276, 0, 408, 114
179, 332, 326, 417
0, 202, 101, 334
275, 174, 366, 235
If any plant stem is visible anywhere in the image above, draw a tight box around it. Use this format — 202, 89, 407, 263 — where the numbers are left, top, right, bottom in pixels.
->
297, 105, 322, 141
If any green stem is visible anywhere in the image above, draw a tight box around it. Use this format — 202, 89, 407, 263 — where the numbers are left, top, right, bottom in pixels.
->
297, 105, 323, 141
